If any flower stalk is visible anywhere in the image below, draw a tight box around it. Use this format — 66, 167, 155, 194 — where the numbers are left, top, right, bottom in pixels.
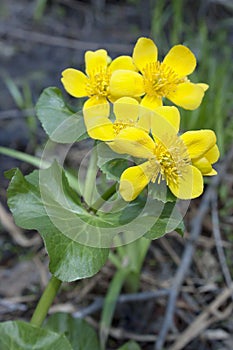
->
30, 275, 62, 327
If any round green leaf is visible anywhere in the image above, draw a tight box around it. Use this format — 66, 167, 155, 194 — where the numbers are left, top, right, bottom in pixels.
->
118, 341, 141, 350
45, 313, 101, 350
97, 142, 130, 181
7, 162, 183, 251
36, 87, 87, 143
144, 201, 185, 240
0, 321, 72, 350
6, 168, 109, 282
42, 227, 109, 282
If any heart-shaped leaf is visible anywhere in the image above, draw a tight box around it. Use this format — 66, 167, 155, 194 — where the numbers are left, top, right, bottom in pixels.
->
36, 87, 87, 143
0, 321, 73, 350
6, 167, 109, 282
7, 160, 184, 263
97, 142, 130, 181
45, 313, 101, 350
144, 201, 185, 239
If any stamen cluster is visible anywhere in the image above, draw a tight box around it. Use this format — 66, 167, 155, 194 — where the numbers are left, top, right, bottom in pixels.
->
143, 62, 185, 97
86, 67, 110, 97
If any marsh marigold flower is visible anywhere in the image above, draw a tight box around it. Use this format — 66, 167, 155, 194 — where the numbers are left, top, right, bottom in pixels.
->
109, 37, 208, 111
61, 49, 137, 109
83, 97, 153, 141
83, 97, 181, 142
107, 106, 219, 201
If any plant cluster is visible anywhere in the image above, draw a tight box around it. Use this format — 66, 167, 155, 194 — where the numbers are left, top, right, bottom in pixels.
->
0, 37, 219, 349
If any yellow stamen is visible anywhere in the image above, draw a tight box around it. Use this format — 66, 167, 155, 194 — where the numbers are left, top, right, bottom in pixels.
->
142, 62, 186, 97
86, 67, 110, 97
148, 136, 190, 187
113, 120, 136, 136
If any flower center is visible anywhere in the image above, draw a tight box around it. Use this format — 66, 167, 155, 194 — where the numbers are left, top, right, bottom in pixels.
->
113, 120, 136, 136
142, 62, 185, 97
86, 67, 110, 98
149, 136, 190, 187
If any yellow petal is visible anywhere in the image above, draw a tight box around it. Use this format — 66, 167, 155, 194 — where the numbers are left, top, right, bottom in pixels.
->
167, 82, 205, 110
108, 127, 155, 158
85, 116, 114, 141
193, 157, 213, 175
205, 144, 220, 164
61, 68, 88, 97
85, 49, 108, 76
197, 83, 209, 92
162, 45, 196, 78
114, 97, 139, 122
169, 165, 203, 199
120, 162, 155, 201
137, 106, 154, 132
109, 56, 137, 72
181, 130, 216, 161
140, 94, 163, 110
83, 99, 114, 141
83, 96, 109, 111
204, 168, 217, 176
154, 106, 180, 133
107, 55, 112, 65
150, 110, 178, 146
133, 37, 158, 72
109, 70, 144, 98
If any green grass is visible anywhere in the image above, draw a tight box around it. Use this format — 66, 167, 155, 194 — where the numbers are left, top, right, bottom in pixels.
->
180, 28, 233, 154
4, 76, 38, 142
150, 0, 233, 154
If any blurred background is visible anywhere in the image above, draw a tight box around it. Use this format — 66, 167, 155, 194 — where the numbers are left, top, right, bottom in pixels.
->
0, 1, 233, 349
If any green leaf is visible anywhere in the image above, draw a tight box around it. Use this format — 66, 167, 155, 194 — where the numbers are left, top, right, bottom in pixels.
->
144, 201, 185, 240
45, 313, 101, 350
97, 142, 130, 181
7, 158, 181, 254
42, 227, 109, 282
148, 182, 177, 203
36, 87, 87, 143
117, 341, 141, 350
0, 321, 73, 350
100, 158, 130, 181
26, 162, 160, 247
6, 167, 109, 282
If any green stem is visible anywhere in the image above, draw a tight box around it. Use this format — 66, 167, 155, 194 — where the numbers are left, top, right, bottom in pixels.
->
83, 146, 98, 206
0, 146, 49, 168
0, 145, 80, 194
30, 275, 62, 327
117, 237, 151, 293
108, 250, 122, 269
100, 267, 130, 349
91, 182, 117, 213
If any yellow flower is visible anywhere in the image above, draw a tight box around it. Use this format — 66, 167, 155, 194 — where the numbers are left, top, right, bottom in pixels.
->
181, 131, 220, 176
108, 106, 219, 201
109, 37, 208, 110
83, 97, 151, 141
61, 49, 137, 109
83, 97, 180, 142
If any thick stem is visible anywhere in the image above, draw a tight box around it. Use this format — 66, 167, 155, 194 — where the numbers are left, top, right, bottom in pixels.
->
91, 183, 117, 213
30, 275, 62, 327
117, 237, 151, 293
0, 146, 49, 168
0, 146, 79, 194
83, 146, 98, 206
